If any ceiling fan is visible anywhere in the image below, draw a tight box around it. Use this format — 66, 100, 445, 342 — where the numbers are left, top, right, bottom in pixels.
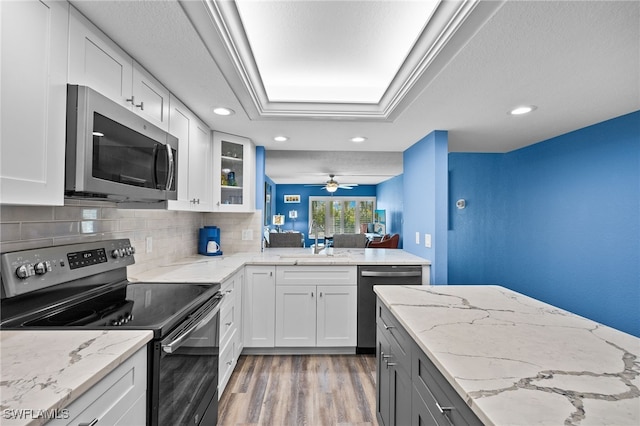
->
305, 175, 358, 193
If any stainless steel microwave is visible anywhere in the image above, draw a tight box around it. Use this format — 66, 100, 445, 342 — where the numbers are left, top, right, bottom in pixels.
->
65, 85, 178, 203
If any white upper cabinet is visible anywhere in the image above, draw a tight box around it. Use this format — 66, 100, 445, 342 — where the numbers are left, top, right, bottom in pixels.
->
167, 95, 213, 211
68, 6, 169, 131
212, 132, 256, 212
0, 0, 69, 205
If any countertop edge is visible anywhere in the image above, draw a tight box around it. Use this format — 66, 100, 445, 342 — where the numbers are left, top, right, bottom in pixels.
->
373, 285, 493, 425
1, 330, 153, 426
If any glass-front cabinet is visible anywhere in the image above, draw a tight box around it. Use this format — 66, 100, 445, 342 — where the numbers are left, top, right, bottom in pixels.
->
212, 131, 255, 212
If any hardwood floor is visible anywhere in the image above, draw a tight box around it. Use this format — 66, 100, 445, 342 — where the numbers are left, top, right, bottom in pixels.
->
218, 354, 378, 425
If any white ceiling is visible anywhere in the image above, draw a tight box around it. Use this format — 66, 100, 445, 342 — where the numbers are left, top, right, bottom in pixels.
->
234, 0, 439, 104
69, 0, 639, 186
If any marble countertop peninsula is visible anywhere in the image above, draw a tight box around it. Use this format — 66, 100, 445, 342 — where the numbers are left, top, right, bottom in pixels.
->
0, 330, 152, 426
128, 248, 430, 283
374, 285, 640, 426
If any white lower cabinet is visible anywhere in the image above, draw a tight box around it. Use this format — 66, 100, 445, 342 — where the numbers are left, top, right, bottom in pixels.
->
275, 285, 357, 347
316, 285, 357, 346
243, 265, 357, 350
274, 266, 357, 348
243, 266, 275, 348
48, 346, 147, 426
219, 268, 244, 397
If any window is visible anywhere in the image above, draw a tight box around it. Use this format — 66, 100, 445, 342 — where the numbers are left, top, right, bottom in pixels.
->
309, 196, 376, 238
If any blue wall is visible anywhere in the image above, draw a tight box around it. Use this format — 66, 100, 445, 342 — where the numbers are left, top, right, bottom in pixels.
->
272, 184, 377, 246
403, 130, 449, 284
376, 175, 404, 247
255, 146, 266, 211
448, 111, 640, 337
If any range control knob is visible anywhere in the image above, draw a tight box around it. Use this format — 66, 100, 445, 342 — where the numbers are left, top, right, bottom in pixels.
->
125, 247, 133, 256
15, 265, 30, 279
111, 249, 120, 259
34, 262, 48, 275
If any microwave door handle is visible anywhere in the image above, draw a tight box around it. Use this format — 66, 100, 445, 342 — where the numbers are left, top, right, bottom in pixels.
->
161, 300, 221, 354
165, 143, 175, 190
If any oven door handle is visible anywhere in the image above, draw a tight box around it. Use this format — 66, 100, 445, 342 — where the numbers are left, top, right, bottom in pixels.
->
161, 298, 222, 354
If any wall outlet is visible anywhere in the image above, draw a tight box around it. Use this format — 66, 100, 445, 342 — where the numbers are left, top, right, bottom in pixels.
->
425, 233, 432, 248
242, 229, 253, 240
146, 236, 153, 253
415, 232, 420, 245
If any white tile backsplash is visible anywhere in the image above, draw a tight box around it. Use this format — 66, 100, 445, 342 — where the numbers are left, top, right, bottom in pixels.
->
0, 201, 264, 275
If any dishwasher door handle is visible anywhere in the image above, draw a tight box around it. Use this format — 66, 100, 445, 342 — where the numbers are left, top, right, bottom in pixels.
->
360, 270, 421, 277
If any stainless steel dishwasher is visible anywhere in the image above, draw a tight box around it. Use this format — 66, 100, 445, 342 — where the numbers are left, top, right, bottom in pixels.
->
357, 265, 423, 353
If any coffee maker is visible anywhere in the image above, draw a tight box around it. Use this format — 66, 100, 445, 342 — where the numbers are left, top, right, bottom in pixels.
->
198, 226, 223, 256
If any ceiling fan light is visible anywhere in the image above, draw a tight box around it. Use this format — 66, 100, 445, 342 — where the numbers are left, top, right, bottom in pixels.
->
326, 185, 338, 193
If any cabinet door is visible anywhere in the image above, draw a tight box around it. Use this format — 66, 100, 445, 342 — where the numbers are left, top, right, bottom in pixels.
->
412, 389, 442, 426
212, 132, 255, 212
316, 285, 357, 346
167, 96, 192, 210
243, 266, 275, 347
132, 62, 170, 131
377, 324, 392, 426
275, 285, 316, 347
233, 268, 244, 354
390, 366, 412, 426
0, 0, 68, 205
189, 118, 212, 211
68, 6, 133, 109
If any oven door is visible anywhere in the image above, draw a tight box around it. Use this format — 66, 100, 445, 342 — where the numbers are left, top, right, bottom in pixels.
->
150, 294, 221, 426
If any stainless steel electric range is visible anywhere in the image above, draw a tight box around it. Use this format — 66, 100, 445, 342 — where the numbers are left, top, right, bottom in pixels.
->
0, 239, 222, 426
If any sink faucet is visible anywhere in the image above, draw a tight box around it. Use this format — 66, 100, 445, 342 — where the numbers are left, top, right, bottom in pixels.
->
310, 220, 322, 254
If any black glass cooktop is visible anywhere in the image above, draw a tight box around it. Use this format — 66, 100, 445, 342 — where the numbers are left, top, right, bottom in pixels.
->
2, 282, 221, 338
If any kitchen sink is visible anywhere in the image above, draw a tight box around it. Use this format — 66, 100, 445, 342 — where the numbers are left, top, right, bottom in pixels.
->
278, 252, 349, 259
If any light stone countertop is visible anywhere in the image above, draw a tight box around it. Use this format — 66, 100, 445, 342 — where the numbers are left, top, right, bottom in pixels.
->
0, 330, 152, 426
128, 248, 430, 283
374, 285, 640, 426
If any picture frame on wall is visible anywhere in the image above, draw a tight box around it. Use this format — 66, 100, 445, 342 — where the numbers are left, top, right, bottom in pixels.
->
284, 194, 300, 203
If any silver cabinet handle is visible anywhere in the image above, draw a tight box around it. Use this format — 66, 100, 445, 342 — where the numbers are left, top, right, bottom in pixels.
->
435, 401, 455, 414
311, 292, 314, 297
381, 319, 395, 330
126, 95, 135, 105
79, 419, 99, 426
135, 101, 144, 110
361, 270, 421, 277
386, 362, 397, 366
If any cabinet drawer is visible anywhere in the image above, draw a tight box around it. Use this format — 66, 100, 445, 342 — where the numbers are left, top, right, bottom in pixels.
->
219, 334, 237, 396
220, 300, 236, 347
276, 265, 356, 286
412, 343, 482, 426
377, 301, 411, 371
48, 346, 147, 426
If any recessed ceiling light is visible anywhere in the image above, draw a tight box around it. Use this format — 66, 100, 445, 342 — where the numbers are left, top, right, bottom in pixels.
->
213, 107, 235, 116
509, 105, 537, 115
350, 136, 367, 143
274, 136, 288, 142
